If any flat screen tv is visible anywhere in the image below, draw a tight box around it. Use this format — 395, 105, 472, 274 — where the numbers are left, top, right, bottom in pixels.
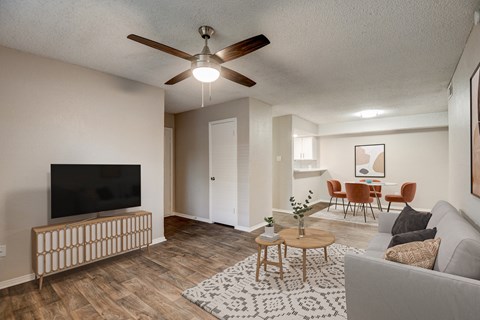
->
51, 164, 141, 219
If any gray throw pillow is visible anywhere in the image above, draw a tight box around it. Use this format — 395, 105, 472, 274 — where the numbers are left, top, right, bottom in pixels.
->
388, 227, 437, 248
391, 205, 432, 235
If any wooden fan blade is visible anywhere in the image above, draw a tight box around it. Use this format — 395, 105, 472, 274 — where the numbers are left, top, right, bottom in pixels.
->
127, 34, 194, 61
165, 69, 192, 85
214, 34, 270, 63
221, 67, 256, 87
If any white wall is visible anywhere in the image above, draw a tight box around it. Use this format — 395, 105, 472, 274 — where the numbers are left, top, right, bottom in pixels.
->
318, 128, 449, 210
448, 24, 480, 226
0, 46, 165, 284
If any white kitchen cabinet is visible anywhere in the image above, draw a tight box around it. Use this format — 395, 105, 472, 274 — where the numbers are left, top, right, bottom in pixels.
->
294, 136, 316, 160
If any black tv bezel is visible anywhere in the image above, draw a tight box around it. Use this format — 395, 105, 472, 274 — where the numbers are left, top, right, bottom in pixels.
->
50, 164, 141, 219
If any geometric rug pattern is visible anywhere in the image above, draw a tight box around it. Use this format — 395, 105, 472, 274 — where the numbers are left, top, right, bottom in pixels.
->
182, 243, 364, 320
310, 205, 380, 226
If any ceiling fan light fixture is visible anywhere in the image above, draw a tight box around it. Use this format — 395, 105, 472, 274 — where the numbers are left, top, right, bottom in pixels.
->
192, 56, 221, 83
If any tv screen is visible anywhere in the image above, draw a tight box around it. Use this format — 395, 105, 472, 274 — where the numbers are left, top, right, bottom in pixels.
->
51, 164, 141, 219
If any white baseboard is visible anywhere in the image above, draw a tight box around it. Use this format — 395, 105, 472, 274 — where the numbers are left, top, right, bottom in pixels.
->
151, 237, 167, 245
0, 273, 36, 290
173, 212, 212, 223
235, 221, 267, 233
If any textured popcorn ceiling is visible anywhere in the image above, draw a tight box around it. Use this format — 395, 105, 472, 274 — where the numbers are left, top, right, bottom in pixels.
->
0, 0, 478, 123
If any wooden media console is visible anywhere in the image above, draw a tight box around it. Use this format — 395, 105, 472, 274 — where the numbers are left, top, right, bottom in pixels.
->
31, 211, 152, 289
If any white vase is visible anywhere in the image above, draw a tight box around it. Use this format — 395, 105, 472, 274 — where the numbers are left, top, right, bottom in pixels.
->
265, 226, 275, 236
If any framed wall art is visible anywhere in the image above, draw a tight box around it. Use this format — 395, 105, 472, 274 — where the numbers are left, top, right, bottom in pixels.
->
470, 62, 480, 197
355, 144, 385, 178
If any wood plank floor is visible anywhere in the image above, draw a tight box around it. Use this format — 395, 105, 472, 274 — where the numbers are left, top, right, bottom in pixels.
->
0, 205, 376, 319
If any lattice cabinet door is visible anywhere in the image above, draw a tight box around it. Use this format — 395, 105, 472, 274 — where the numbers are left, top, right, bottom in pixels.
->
32, 211, 152, 289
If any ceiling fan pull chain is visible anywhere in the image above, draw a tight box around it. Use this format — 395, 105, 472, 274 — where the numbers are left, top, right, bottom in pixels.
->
201, 82, 205, 108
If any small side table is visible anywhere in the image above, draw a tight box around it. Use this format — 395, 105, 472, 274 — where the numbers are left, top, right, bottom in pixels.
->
255, 237, 284, 281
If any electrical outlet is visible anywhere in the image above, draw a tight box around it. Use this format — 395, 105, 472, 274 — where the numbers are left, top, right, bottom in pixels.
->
0, 245, 6, 257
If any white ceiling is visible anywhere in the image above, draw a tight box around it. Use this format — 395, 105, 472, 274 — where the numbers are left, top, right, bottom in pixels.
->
0, 0, 478, 123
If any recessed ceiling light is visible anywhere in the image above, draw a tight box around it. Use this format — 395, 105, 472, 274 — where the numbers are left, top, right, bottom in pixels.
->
293, 134, 299, 138
357, 110, 384, 118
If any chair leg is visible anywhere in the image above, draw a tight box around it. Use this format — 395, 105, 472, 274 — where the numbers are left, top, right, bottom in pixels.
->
387, 202, 391, 212
328, 197, 333, 211
342, 198, 345, 214
363, 204, 367, 223
344, 202, 350, 219
370, 203, 375, 220
353, 203, 356, 216
335, 198, 338, 209
377, 197, 383, 211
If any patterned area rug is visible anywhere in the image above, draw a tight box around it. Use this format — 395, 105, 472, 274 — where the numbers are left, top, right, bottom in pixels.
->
182, 243, 363, 320
310, 205, 380, 226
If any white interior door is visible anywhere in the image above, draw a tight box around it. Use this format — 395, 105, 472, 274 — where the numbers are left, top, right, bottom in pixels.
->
164, 127, 173, 217
209, 119, 237, 226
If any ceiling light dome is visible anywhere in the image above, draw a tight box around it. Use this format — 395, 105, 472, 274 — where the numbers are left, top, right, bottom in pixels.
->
357, 109, 384, 118
192, 55, 221, 83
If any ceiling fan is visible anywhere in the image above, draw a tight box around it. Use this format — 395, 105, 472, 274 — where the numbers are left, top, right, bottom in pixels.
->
127, 26, 270, 87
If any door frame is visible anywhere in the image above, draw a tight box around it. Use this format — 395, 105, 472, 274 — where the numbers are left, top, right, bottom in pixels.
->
164, 127, 174, 217
208, 118, 238, 226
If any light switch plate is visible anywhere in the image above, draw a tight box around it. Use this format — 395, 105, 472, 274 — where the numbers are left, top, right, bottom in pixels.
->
276, 155, 282, 162
0, 245, 6, 257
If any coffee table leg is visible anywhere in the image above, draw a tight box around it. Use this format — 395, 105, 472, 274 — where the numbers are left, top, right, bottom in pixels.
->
303, 248, 307, 282
324, 247, 328, 262
284, 244, 287, 258
277, 244, 283, 280
256, 244, 262, 281
264, 246, 268, 271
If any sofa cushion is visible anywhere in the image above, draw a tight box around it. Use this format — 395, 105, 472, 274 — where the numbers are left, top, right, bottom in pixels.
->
427, 200, 458, 228
434, 210, 480, 280
391, 205, 432, 235
366, 233, 392, 253
388, 228, 437, 248
385, 238, 441, 269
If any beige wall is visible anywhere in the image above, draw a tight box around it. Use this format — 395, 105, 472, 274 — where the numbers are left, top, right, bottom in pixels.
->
318, 128, 449, 209
448, 24, 480, 226
0, 46, 165, 284
174, 98, 272, 228
248, 99, 273, 225
272, 115, 293, 210
165, 112, 175, 128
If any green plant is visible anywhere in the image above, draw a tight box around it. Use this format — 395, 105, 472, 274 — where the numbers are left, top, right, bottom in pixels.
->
264, 216, 274, 227
289, 190, 314, 219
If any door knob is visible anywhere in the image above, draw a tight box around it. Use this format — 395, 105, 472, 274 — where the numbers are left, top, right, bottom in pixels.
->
210, 177, 215, 181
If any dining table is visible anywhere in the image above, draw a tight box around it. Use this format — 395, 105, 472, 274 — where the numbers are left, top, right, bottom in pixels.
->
346, 181, 397, 212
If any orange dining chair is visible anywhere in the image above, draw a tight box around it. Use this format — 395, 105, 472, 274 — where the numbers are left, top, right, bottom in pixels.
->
345, 182, 375, 223
384, 182, 417, 212
326, 180, 347, 213
359, 179, 383, 211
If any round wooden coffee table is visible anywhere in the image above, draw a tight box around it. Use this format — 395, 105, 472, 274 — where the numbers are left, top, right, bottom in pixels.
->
278, 228, 335, 282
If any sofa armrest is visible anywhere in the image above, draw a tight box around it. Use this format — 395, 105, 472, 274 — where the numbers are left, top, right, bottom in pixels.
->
377, 212, 399, 233
345, 253, 480, 320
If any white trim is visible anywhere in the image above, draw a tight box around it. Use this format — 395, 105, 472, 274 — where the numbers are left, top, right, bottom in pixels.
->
0, 273, 36, 290
235, 221, 267, 233
151, 237, 167, 245
209, 118, 238, 226
173, 212, 213, 223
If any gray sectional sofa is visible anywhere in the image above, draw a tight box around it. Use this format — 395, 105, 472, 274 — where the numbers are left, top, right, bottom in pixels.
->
344, 200, 480, 320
